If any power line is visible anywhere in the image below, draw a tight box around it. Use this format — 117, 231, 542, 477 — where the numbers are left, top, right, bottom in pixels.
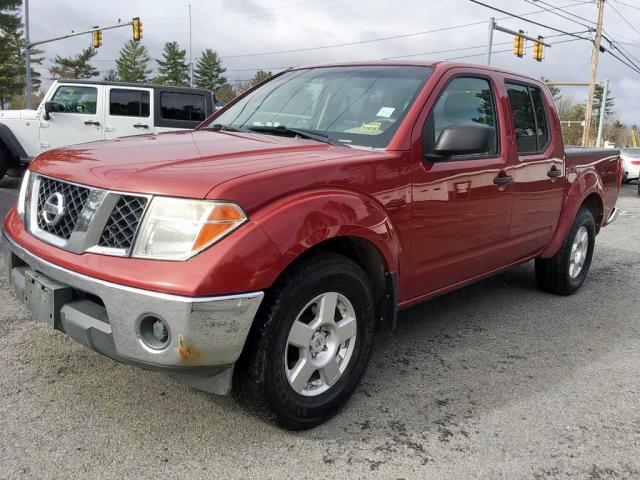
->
608, 1, 640, 38
522, 0, 594, 30
610, 0, 640, 13
468, 0, 594, 41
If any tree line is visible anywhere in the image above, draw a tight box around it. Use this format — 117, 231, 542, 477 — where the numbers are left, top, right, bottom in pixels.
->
0, 1, 270, 108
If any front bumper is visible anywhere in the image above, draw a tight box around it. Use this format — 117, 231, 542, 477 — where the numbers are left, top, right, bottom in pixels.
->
3, 229, 264, 393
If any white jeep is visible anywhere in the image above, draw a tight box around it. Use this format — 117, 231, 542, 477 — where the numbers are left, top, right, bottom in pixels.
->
0, 80, 214, 180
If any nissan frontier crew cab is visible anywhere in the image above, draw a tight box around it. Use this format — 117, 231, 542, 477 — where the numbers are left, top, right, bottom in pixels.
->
0, 80, 214, 181
3, 61, 622, 430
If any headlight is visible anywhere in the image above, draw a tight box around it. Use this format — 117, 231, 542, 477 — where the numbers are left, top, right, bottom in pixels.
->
17, 170, 31, 221
132, 197, 246, 261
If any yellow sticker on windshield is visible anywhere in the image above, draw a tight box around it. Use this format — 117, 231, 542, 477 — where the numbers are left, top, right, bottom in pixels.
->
361, 121, 382, 132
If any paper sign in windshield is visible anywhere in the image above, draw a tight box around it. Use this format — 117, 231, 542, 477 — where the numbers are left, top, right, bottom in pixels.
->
376, 107, 395, 118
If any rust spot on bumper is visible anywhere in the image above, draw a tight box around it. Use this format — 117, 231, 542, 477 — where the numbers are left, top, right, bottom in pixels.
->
177, 335, 201, 363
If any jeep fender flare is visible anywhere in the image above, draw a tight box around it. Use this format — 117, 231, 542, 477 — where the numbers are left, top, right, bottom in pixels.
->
0, 123, 28, 162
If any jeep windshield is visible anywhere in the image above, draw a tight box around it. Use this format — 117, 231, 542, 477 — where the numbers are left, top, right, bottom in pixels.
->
206, 65, 432, 149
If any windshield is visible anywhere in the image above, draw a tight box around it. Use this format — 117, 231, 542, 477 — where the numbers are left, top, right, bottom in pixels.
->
208, 66, 432, 149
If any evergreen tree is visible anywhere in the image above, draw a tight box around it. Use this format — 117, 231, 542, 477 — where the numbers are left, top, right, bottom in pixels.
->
50, 47, 99, 79
103, 69, 118, 81
540, 77, 562, 104
193, 49, 227, 92
115, 40, 151, 82
251, 70, 272, 87
0, 1, 43, 108
215, 83, 236, 103
155, 41, 189, 87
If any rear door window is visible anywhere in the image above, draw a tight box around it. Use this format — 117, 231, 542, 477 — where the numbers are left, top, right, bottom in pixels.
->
506, 83, 549, 154
110, 89, 150, 117
160, 92, 206, 121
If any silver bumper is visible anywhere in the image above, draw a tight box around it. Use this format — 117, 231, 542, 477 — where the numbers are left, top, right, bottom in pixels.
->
3, 230, 263, 393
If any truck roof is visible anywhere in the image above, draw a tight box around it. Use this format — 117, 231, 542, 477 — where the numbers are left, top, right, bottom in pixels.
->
57, 79, 212, 95
291, 60, 543, 83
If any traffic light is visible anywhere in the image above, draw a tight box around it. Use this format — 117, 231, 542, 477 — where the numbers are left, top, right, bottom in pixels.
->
512, 30, 525, 58
533, 36, 544, 62
92, 29, 102, 48
132, 17, 143, 41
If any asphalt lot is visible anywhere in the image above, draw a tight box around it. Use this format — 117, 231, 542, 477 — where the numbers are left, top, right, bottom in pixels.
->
0, 176, 638, 480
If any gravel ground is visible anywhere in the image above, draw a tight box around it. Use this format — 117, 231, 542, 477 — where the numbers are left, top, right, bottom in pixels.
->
0, 177, 638, 480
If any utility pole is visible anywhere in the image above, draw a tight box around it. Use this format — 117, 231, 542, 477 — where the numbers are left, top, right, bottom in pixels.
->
486, 17, 495, 65
189, 4, 193, 87
582, 0, 605, 147
24, 0, 32, 109
596, 78, 609, 147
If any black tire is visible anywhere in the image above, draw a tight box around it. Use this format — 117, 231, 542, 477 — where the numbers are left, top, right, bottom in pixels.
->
0, 145, 9, 182
233, 251, 375, 430
535, 207, 596, 295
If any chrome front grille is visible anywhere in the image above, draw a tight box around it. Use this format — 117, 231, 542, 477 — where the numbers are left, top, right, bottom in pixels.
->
98, 195, 148, 250
36, 177, 90, 239
26, 174, 149, 256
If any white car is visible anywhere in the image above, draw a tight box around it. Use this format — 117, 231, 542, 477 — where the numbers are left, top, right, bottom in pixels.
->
0, 80, 214, 181
621, 148, 640, 184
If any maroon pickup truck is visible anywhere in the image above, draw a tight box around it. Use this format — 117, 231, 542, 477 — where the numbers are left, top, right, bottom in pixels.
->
3, 61, 622, 429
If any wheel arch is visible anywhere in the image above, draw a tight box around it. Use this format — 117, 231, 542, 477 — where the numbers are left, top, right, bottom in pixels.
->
253, 190, 402, 331
540, 175, 604, 259
0, 123, 27, 162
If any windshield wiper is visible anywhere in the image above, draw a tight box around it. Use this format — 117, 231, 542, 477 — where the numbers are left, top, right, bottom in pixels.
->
208, 123, 245, 132
246, 125, 332, 145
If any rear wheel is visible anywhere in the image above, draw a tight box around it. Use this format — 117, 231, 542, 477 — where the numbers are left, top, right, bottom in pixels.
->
233, 252, 375, 430
0, 145, 9, 182
535, 207, 596, 295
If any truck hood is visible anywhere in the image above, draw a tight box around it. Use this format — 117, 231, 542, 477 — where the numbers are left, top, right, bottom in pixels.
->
30, 130, 364, 198
0, 109, 38, 120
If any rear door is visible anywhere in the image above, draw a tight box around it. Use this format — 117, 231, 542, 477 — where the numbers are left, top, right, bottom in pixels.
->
504, 81, 565, 259
104, 86, 154, 139
39, 84, 104, 151
154, 90, 209, 134
408, 70, 516, 299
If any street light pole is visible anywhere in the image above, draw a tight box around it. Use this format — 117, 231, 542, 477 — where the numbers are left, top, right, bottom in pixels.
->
596, 78, 609, 148
189, 4, 193, 87
24, 0, 32, 109
486, 17, 495, 65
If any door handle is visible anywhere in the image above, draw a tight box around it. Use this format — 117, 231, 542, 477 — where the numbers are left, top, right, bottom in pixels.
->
547, 166, 562, 178
133, 124, 149, 129
84, 121, 100, 126
493, 174, 513, 186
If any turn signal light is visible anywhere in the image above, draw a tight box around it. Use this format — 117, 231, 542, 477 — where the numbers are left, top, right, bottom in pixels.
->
193, 204, 245, 250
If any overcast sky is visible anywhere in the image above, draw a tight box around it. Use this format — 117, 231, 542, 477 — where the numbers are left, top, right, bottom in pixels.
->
24, 0, 640, 124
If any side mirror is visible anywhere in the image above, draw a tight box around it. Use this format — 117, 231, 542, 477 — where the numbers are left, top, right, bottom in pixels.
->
431, 123, 493, 159
43, 101, 53, 120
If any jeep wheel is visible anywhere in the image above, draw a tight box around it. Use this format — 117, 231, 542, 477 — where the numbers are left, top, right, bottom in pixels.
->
0, 146, 9, 182
535, 207, 596, 295
233, 252, 375, 430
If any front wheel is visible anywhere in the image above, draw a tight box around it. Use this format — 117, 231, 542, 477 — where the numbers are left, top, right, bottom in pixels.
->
233, 252, 375, 430
535, 207, 596, 295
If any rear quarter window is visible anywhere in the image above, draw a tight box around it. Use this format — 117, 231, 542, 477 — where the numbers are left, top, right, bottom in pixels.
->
160, 92, 206, 121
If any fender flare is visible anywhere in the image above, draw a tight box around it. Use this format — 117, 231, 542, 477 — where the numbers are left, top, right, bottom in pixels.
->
0, 123, 28, 161
540, 170, 603, 258
253, 188, 402, 283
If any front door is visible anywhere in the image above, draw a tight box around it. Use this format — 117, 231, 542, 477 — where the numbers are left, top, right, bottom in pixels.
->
408, 72, 515, 300
40, 84, 103, 151
104, 86, 154, 139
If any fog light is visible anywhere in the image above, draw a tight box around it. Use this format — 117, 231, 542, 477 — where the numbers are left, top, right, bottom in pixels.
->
139, 315, 171, 350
